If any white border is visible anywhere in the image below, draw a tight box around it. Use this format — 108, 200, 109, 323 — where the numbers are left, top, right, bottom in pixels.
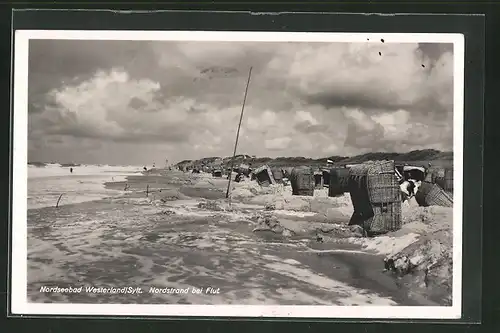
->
11, 30, 465, 319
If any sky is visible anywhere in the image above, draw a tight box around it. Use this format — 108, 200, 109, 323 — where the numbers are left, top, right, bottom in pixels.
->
27, 38, 454, 165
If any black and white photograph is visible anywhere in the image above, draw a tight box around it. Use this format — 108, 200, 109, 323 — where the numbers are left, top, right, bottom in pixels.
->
12, 30, 464, 318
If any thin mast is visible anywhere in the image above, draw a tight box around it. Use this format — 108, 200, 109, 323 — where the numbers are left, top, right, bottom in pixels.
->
226, 67, 253, 199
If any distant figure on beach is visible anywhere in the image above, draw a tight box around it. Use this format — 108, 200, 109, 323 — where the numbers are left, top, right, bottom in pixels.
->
143, 166, 147, 171
70, 167, 73, 173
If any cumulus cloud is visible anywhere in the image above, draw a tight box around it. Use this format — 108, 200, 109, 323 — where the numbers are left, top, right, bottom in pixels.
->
27, 39, 455, 165
267, 43, 449, 110
265, 137, 292, 150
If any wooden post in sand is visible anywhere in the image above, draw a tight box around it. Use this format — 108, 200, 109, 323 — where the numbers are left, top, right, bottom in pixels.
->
146, 184, 149, 197
56, 193, 64, 208
226, 67, 253, 199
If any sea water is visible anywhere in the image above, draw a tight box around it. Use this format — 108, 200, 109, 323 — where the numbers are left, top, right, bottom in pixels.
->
26, 170, 426, 306
27, 163, 144, 209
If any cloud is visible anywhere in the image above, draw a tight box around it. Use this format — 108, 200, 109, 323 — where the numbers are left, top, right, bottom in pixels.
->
265, 137, 292, 150
293, 110, 328, 134
37, 69, 178, 142
27, 39, 455, 164
265, 42, 453, 117
343, 108, 452, 153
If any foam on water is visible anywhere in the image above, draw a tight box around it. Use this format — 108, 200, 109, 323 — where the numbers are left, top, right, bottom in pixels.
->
28, 164, 144, 209
27, 170, 417, 306
28, 163, 145, 179
263, 257, 397, 306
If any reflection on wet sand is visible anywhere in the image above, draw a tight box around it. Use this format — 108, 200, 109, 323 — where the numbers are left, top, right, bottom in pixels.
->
27, 171, 435, 306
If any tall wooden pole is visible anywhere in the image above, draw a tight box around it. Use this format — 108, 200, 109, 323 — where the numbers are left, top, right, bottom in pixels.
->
226, 67, 253, 199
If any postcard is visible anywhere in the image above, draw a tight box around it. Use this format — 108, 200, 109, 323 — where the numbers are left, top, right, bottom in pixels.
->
11, 29, 464, 319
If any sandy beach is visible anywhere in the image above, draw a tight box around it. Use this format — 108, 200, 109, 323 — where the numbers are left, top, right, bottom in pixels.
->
13, 30, 467, 323
27, 167, 453, 306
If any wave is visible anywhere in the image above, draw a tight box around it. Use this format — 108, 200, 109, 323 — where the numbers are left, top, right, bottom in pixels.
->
28, 163, 146, 180
28, 161, 49, 167
60, 163, 82, 167
28, 162, 144, 168
27, 163, 148, 209
28, 162, 83, 168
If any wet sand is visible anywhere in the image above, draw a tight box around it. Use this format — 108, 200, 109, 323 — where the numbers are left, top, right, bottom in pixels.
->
27, 169, 444, 306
